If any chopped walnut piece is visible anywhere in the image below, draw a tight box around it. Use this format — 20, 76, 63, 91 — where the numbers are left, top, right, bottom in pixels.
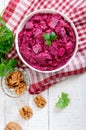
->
34, 95, 47, 108
14, 81, 26, 95
5, 70, 27, 95
6, 77, 20, 88
17, 70, 24, 80
11, 70, 24, 80
5, 70, 24, 88
19, 106, 33, 120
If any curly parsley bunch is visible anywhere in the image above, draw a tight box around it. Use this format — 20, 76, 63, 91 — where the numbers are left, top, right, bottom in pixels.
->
0, 16, 17, 77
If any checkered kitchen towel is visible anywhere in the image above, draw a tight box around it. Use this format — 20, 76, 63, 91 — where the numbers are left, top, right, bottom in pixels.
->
2, 0, 86, 94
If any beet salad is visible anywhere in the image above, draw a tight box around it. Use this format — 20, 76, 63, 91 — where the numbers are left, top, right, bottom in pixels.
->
18, 13, 76, 71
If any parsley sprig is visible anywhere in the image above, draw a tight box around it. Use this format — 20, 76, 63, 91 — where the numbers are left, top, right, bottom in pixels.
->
0, 16, 17, 77
0, 16, 14, 54
0, 58, 17, 77
43, 32, 57, 46
56, 92, 70, 109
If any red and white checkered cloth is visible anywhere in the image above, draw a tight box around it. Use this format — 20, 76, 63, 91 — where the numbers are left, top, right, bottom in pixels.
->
2, 0, 86, 94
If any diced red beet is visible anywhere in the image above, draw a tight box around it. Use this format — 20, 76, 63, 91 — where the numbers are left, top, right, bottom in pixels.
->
49, 18, 58, 29
35, 52, 52, 65
20, 47, 31, 60
52, 41, 59, 49
58, 48, 65, 56
46, 29, 53, 33
32, 44, 42, 54
49, 46, 58, 56
58, 27, 66, 37
32, 15, 42, 21
34, 28, 42, 37
25, 21, 33, 29
65, 42, 74, 53
40, 21, 47, 30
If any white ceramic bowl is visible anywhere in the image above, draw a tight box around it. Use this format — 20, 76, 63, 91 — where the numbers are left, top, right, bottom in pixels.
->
15, 9, 78, 73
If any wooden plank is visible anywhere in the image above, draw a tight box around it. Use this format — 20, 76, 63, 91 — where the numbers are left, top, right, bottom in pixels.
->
0, 87, 6, 130
49, 73, 86, 130
27, 90, 49, 130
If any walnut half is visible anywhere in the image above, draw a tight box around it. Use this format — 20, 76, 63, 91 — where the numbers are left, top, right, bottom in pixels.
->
5, 70, 24, 88
19, 106, 33, 120
4, 122, 22, 130
14, 81, 26, 95
34, 95, 47, 108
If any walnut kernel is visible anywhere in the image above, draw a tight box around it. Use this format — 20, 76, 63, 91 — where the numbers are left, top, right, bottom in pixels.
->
4, 122, 22, 130
5, 70, 24, 88
34, 95, 47, 108
14, 81, 26, 95
19, 106, 33, 120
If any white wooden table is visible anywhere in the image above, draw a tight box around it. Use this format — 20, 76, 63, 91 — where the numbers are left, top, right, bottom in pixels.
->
0, 1, 86, 130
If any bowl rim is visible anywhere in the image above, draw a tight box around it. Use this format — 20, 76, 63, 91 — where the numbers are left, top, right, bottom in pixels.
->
15, 9, 78, 73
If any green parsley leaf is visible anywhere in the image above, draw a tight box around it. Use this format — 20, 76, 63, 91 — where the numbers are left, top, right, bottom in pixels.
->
0, 16, 5, 25
42, 32, 57, 46
46, 40, 51, 46
0, 62, 7, 77
0, 53, 5, 62
50, 32, 57, 41
0, 17, 14, 58
56, 92, 70, 109
0, 58, 17, 77
0, 25, 14, 54
7, 58, 18, 67
42, 33, 50, 41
